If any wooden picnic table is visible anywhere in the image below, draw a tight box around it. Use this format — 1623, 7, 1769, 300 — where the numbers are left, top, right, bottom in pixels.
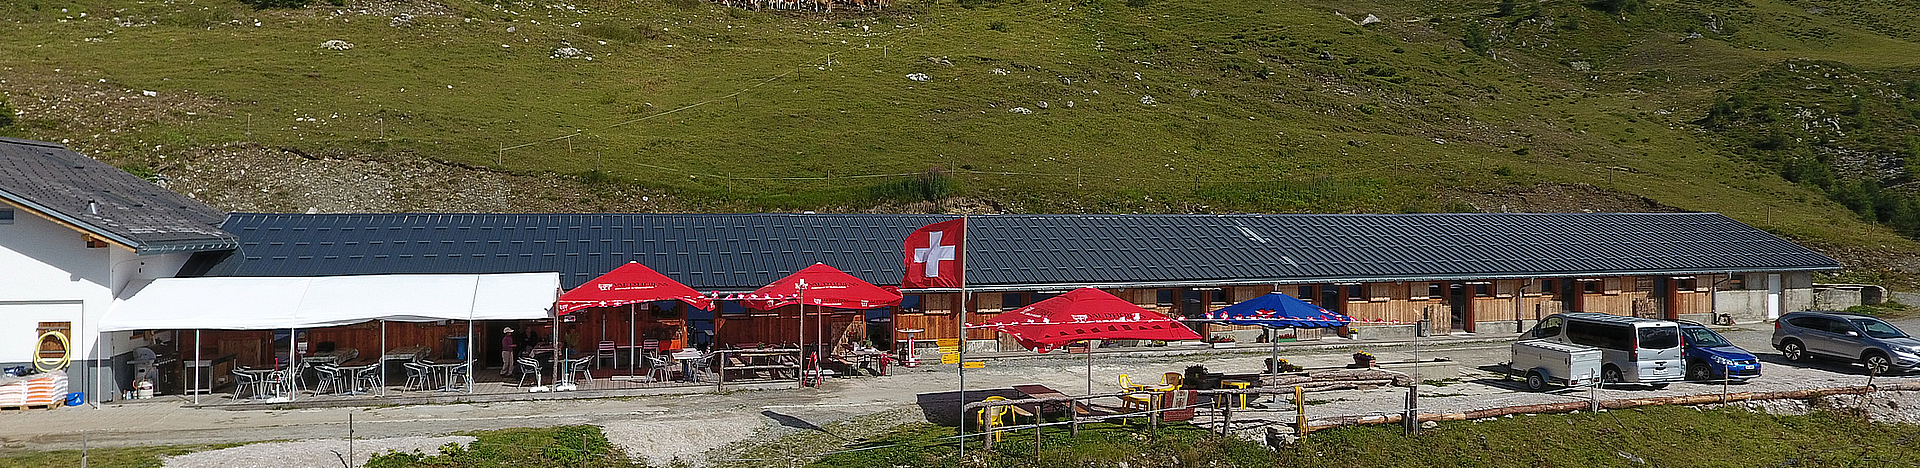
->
1011, 384, 1097, 418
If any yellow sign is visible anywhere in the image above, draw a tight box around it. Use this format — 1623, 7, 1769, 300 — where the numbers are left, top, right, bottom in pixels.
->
936, 338, 960, 347
962, 361, 986, 369
941, 353, 961, 364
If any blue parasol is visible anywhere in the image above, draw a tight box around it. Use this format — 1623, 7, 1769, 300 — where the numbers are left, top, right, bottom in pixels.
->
1205, 292, 1352, 329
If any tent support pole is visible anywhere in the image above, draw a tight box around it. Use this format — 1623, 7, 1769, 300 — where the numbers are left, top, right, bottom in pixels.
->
288, 328, 296, 403
465, 320, 474, 393
552, 313, 561, 387
193, 330, 201, 406
379, 320, 388, 397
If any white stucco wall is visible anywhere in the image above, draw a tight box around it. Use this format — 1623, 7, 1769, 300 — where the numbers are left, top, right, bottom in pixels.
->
1, 205, 191, 400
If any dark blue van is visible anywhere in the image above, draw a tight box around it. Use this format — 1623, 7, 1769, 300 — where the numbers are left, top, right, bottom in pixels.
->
1680, 322, 1761, 382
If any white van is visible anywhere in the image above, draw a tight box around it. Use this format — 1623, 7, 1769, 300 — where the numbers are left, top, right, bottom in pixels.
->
1523, 312, 1685, 387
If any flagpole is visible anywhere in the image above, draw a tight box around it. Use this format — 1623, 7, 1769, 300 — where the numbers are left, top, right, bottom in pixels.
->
957, 214, 970, 455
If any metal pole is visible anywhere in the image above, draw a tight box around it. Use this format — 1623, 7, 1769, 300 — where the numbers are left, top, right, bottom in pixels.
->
553, 313, 562, 387
798, 280, 807, 388
288, 328, 296, 402
193, 330, 201, 406
957, 214, 971, 456
1085, 341, 1092, 396
380, 320, 387, 397
629, 304, 637, 377
465, 319, 474, 393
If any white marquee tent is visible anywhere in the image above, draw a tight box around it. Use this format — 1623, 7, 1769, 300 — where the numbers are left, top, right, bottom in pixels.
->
103, 273, 560, 332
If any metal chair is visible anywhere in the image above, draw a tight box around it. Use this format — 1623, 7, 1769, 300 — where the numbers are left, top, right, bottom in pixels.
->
231, 369, 260, 400
644, 354, 673, 383
312, 364, 343, 395
516, 356, 544, 387
403, 362, 433, 390
441, 362, 472, 392
565, 356, 594, 384
595, 341, 618, 369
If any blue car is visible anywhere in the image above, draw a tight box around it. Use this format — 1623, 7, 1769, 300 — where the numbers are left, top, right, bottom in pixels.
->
1680, 323, 1761, 382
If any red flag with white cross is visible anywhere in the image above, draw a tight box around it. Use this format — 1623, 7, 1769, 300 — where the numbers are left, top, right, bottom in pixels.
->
902, 218, 964, 289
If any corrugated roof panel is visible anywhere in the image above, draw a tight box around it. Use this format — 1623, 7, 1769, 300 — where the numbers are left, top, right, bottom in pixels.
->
200, 212, 1840, 289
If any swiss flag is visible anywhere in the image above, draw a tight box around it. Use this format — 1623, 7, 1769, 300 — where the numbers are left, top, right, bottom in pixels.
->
902, 218, 965, 288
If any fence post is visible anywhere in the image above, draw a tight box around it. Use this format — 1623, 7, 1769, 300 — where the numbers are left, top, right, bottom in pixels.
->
1294, 386, 1307, 435
1403, 384, 1418, 435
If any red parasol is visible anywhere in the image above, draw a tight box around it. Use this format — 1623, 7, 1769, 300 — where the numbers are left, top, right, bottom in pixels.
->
744, 263, 903, 310
979, 287, 1202, 352
556, 261, 713, 314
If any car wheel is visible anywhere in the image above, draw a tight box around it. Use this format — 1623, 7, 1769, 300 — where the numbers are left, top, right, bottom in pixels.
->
1601, 365, 1623, 384
1525, 370, 1549, 392
1687, 362, 1712, 382
1781, 340, 1807, 362
1863, 352, 1893, 376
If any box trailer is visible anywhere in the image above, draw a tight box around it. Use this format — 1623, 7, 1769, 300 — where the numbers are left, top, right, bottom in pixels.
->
1507, 339, 1602, 392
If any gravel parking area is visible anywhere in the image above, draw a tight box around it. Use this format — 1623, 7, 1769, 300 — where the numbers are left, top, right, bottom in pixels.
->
159, 435, 474, 468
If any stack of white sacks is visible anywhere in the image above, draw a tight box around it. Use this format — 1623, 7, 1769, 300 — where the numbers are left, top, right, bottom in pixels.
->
0, 373, 69, 407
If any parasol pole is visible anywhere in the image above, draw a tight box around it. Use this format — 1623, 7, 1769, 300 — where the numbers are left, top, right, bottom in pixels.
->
629, 304, 637, 377
1085, 340, 1093, 395
798, 280, 807, 388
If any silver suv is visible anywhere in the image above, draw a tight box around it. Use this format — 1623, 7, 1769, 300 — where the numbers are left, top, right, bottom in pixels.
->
1771, 311, 1920, 375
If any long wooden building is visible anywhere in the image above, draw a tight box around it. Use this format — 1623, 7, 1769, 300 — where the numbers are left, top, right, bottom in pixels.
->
186, 212, 1838, 356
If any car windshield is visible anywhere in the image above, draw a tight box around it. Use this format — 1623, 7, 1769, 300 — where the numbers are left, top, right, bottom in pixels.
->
1849, 318, 1910, 339
1680, 326, 1732, 347
1638, 326, 1681, 349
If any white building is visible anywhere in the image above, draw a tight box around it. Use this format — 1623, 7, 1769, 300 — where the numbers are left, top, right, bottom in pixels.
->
0, 137, 234, 402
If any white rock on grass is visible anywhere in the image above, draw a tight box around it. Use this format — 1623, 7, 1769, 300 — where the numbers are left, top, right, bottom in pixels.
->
551, 47, 584, 58
990, 68, 1009, 75
1139, 95, 1157, 105
320, 40, 353, 50
1008, 107, 1033, 114
906, 73, 930, 82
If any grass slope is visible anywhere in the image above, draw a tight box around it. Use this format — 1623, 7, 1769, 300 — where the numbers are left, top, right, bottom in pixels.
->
812, 406, 1920, 467
1, 0, 1918, 252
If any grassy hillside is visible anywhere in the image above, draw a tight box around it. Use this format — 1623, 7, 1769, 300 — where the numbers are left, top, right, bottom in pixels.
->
3, 0, 1919, 254
806, 405, 1920, 468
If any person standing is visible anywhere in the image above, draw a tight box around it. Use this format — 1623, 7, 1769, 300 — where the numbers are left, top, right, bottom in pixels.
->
500, 327, 517, 377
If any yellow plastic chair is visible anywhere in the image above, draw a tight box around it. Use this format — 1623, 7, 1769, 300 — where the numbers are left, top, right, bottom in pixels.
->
1218, 381, 1250, 409
977, 396, 1012, 442
1118, 373, 1148, 392
1159, 372, 1184, 391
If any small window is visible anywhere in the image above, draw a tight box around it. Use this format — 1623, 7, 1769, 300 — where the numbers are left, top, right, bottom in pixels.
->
898, 295, 924, 314
1472, 283, 1492, 297
1428, 283, 1443, 299
1676, 278, 1698, 292
1155, 289, 1175, 307
1297, 286, 1316, 303
1728, 274, 1746, 290
1002, 293, 1029, 310
1207, 289, 1228, 305
1344, 285, 1365, 302
1541, 279, 1559, 296
0, 208, 13, 225
1581, 281, 1602, 294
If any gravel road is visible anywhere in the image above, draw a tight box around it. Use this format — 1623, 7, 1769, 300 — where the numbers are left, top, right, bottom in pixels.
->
4, 317, 1915, 467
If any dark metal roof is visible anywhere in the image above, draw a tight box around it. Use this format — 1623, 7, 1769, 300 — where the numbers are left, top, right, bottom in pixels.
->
0, 137, 235, 254
195, 212, 1839, 291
